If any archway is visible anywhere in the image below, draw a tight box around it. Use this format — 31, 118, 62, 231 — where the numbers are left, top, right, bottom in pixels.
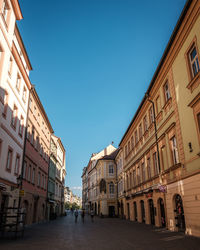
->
158, 198, 166, 227
174, 194, 185, 231
140, 200, 145, 223
133, 201, 137, 221
148, 199, 155, 225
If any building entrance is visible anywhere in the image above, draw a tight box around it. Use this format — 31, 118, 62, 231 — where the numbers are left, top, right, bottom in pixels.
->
140, 200, 145, 223
109, 206, 115, 217
148, 199, 155, 225
133, 201, 137, 221
174, 194, 185, 231
158, 198, 166, 227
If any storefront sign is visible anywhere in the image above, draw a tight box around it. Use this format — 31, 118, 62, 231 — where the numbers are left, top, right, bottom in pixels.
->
158, 185, 167, 193
19, 190, 25, 197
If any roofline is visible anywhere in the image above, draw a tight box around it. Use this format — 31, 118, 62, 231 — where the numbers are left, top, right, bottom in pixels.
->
31, 87, 54, 133
10, 0, 23, 20
119, 0, 192, 146
52, 135, 66, 152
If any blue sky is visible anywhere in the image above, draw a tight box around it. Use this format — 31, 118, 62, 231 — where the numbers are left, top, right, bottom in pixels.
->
18, 0, 187, 197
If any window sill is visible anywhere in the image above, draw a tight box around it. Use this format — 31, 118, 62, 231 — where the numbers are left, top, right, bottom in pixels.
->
186, 70, 200, 93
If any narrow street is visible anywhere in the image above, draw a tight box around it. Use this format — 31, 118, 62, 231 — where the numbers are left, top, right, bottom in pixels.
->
1, 213, 200, 250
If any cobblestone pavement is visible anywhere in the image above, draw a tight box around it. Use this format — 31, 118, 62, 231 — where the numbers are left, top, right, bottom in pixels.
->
1, 212, 200, 250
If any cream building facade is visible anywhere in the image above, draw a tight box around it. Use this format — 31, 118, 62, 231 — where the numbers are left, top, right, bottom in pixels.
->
0, 0, 32, 210
119, 0, 200, 237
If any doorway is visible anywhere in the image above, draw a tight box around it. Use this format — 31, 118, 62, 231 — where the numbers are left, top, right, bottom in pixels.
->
133, 201, 137, 221
148, 199, 155, 225
174, 194, 185, 231
109, 206, 115, 217
140, 200, 145, 223
158, 198, 166, 227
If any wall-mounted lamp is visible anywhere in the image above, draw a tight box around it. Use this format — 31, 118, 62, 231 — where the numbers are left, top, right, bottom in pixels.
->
188, 142, 193, 152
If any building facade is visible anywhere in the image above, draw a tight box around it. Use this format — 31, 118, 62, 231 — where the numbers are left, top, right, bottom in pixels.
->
21, 87, 53, 224
119, 0, 200, 237
0, 0, 32, 211
83, 144, 117, 215
81, 167, 88, 212
51, 135, 66, 217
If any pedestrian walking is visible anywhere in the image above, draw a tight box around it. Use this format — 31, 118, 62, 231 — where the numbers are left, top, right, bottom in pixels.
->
81, 209, 85, 223
90, 209, 94, 222
74, 209, 78, 223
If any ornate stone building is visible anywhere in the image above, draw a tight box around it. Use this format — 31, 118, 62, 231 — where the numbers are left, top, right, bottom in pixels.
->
119, 0, 200, 237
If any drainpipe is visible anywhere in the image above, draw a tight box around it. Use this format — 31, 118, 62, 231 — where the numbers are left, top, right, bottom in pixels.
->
145, 93, 161, 178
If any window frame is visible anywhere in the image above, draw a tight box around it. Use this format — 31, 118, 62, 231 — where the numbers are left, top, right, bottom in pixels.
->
14, 154, 20, 175
6, 146, 13, 172
163, 81, 171, 103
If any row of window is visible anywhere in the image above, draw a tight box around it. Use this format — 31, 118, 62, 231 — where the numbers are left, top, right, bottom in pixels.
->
27, 123, 49, 163
125, 136, 179, 190
89, 182, 115, 198
2, 90, 25, 136
29, 98, 50, 142
125, 82, 171, 159
0, 139, 21, 175
124, 42, 200, 159
23, 161, 47, 190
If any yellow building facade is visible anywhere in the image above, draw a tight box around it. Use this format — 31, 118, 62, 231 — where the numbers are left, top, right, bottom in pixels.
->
119, 0, 200, 237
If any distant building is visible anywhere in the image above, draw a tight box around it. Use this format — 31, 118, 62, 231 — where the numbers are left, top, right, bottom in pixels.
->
82, 144, 117, 214
22, 87, 53, 224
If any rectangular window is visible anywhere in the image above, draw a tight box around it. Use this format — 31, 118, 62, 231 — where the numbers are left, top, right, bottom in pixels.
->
14, 154, 20, 175
11, 105, 18, 128
153, 152, 159, 175
23, 161, 27, 179
133, 170, 136, 186
142, 162, 145, 182
31, 126, 35, 145
109, 165, 114, 174
32, 168, 35, 184
147, 157, 151, 179
18, 116, 24, 136
135, 130, 138, 144
143, 115, 148, 132
28, 165, 31, 182
125, 145, 127, 157
6, 147, 13, 170
128, 141, 130, 153
189, 45, 200, 78
2, 90, 8, 118
149, 106, 154, 124
170, 136, 179, 165
137, 166, 141, 184
8, 57, 12, 76
38, 172, 41, 186
44, 176, 46, 189
139, 124, 142, 139
156, 95, 161, 114
22, 87, 27, 103
131, 136, 134, 149
16, 74, 21, 92
164, 81, 171, 102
